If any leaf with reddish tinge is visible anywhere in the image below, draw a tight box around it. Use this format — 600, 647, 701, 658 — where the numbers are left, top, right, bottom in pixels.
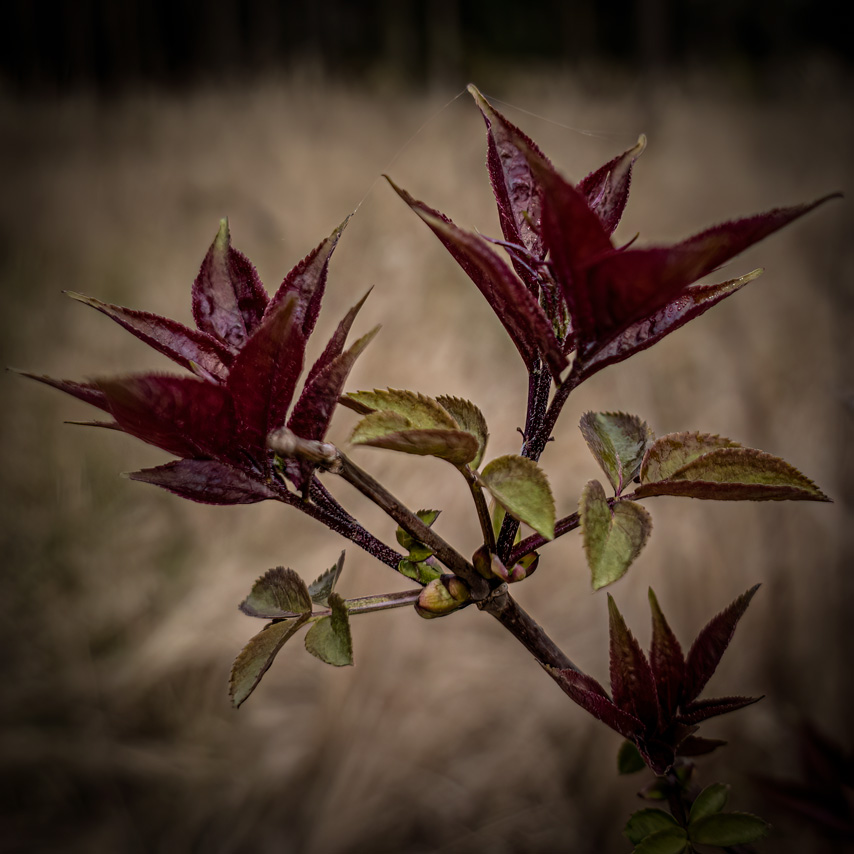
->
579, 270, 762, 379
304, 289, 371, 388
98, 374, 236, 458
239, 566, 313, 619
192, 218, 269, 350
580, 480, 652, 589
637, 446, 830, 502
288, 327, 379, 488
227, 295, 304, 449
648, 589, 685, 720
468, 84, 548, 288
580, 411, 654, 495
608, 594, 659, 727
14, 371, 110, 412
386, 178, 567, 378
578, 195, 839, 357
684, 585, 759, 703
680, 695, 762, 725
266, 218, 349, 340
478, 455, 555, 539
128, 459, 277, 504
546, 666, 644, 740
641, 432, 743, 483
578, 135, 646, 235
67, 291, 233, 381
229, 615, 310, 708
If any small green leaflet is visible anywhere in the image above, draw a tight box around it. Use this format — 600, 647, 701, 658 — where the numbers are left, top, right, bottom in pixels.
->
689, 812, 770, 846
580, 480, 652, 589
580, 411, 653, 495
307, 552, 345, 607
304, 593, 354, 666
239, 566, 313, 618
617, 740, 646, 774
624, 809, 680, 845
632, 828, 688, 854
688, 783, 729, 823
396, 509, 441, 561
477, 454, 555, 540
436, 395, 489, 469
229, 615, 310, 708
637, 433, 829, 502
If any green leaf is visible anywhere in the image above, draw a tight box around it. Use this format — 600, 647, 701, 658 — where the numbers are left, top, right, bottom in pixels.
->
345, 388, 458, 429
478, 455, 555, 539
580, 480, 652, 589
640, 432, 741, 483
636, 446, 830, 502
618, 740, 647, 774
580, 411, 653, 495
632, 827, 688, 854
350, 411, 479, 465
625, 809, 680, 845
229, 615, 310, 707
307, 552, 345, 607
688, 783, 729, 823
689, 812, 770, 846
239, 566, 312, 618
398, 557, 443, 584
436, 395, 490, 469
304, 593, 353, 666
396, 509, 441, 560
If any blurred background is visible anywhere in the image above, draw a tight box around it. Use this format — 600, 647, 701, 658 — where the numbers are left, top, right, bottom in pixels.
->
1, 2, 852, 852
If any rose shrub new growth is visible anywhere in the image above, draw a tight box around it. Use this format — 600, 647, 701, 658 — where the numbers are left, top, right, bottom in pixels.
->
23, 85, 838, 850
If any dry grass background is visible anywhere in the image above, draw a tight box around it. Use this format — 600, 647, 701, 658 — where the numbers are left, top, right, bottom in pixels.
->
1, 73, 852, 853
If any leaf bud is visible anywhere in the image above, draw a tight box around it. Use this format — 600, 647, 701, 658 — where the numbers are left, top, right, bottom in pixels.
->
415, 575, 471, 619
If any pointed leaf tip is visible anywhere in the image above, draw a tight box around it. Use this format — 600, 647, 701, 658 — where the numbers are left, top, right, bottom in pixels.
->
239, 566, 312, 619
304, 592, 353, 666
478, 455, 555, 540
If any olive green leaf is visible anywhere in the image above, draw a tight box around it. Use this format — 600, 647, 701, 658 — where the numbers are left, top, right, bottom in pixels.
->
346, 388, 458, 429
229, 614, 310, 707
398, 557, 443, 584
304, 592, 353, 666
633, 828, 688, 854
478, 455, 556, 540
436, 395, 489, 469
688, 783, 729, 823
637, 438, 830, 502
307, 552, 345, 607
641, 432, 742, 483
239, 566, 313, 618
350, 411, 479, 465
617, 740, 647, 774
580, 411, 654, 495
580, 480, 652, 589
624, 808, 680, 844
689, 812, 770, 846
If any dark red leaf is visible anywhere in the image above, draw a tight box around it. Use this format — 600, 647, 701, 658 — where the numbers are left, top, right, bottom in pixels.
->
547, 666, 644, 740
578, 135, 646, 235
98, 374, 236, 458
14, 371, 110, 412
679, 695, 762, 724
192, 219, 269, 349
67, 292, 233, 381
578, 270, 760, 379
648, 589, 685, 721
128, 459, 277, 504
227, 295, 304, 450
677, 735, 727, 757
684, 585, 760, 703
608, 595, 660, 728
266, 219, 348, 341
387, 178, 567, 378
468, 84, 548, 289
526, 152, 616, 349
580, 194, 839, 357
287, 326, 379, 489
304, 289, 371, 388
